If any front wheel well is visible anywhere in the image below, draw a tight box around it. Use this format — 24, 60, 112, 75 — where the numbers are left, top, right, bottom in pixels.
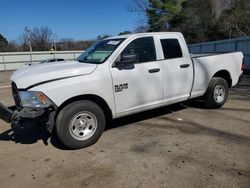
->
213, 70, 232, 88
55, 94, 113, 123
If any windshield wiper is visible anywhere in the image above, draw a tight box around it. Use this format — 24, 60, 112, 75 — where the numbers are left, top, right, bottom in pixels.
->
77, 59, 85, 63
77, 59, 99, 64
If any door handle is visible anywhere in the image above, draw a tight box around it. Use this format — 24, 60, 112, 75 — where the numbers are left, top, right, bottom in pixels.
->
148, 68, 160, 73
180, 64, 190, 68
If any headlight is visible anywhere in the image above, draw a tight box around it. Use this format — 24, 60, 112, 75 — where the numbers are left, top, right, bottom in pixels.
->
19, 91, 52, 108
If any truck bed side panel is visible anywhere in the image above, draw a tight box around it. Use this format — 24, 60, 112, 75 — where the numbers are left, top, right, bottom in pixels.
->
190, 52, 243, 98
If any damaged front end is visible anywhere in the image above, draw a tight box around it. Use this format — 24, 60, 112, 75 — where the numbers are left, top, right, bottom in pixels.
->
0, 83, 57, 132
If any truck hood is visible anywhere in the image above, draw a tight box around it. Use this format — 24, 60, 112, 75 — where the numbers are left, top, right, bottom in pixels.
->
11, 60, 97, 89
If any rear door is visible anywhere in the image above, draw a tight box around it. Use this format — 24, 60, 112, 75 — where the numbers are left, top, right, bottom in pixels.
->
158, 36, 193, 102
110, 36, 163, 115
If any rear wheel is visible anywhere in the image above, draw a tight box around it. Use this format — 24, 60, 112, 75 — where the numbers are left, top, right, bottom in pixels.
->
204, 77, 228, 108
56, 100, 105, 149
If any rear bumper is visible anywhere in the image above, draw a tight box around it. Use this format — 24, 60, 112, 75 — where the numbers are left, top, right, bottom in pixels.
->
237, 73, 244, 85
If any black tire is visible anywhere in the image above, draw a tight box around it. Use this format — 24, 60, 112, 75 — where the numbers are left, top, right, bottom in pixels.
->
56, 100, 105, 149
204, 77, 228, 109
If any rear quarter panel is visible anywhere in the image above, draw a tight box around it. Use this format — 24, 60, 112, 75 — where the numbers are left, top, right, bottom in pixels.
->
191, 52, 243, 98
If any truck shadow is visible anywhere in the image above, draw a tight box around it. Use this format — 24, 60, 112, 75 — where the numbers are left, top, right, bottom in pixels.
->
0, 84, 248, 150
0, 103, 187, 150
51, 103, 187, 150
0, 120, 51, 146
107, 103, 186, 130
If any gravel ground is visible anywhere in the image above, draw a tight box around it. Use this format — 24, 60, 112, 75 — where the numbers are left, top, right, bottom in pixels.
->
0, 72, 249, 188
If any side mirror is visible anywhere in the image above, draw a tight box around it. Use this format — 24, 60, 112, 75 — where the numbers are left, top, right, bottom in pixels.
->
116, 54, 137, 67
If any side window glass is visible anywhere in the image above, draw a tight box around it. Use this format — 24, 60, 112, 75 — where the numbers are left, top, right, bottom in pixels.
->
122, 37, 156, 63
160, 39, 183, 59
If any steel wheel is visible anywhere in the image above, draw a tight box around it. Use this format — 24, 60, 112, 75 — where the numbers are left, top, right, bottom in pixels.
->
69, 111, 97, 141
213, 84, 225, 103
204, 77, 228, 109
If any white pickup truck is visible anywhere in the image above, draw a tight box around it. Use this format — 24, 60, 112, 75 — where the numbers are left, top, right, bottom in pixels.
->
0, 32, 244, 149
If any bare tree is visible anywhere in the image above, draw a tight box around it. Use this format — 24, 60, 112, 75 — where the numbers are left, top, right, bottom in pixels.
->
0, 34, 8, 52
7, 40, 21, 52
134, 23, 148, 33
57, 38, 95, 51
128, 0, 149, 13
128, 0, 150, 32
58, 38, 76, 51
22, 27, 55, 51
219, 0, 250, 38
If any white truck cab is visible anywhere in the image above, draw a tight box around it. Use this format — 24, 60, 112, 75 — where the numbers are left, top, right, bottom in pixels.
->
0, 32, 244, 149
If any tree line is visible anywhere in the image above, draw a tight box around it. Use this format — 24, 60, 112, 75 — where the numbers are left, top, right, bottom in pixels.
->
131, 0, 250, 43
0, 28, 134, 52
0, 27, 116, 52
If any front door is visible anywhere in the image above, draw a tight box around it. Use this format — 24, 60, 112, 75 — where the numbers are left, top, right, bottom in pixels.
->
110, 36, 163, 115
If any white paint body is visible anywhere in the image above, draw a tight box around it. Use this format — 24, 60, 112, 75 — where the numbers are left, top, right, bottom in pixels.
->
11, 32, 243, 119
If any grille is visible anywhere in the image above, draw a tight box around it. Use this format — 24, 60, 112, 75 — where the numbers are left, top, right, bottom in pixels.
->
11, 82, 22, 110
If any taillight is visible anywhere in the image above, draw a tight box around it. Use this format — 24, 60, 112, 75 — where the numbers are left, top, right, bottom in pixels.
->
241, 57, 245, 71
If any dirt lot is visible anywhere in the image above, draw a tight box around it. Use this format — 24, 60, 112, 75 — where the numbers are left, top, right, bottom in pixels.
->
0, 72, 250, 188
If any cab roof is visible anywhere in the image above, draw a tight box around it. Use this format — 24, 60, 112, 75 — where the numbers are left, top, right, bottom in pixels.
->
108, 32, 183, 40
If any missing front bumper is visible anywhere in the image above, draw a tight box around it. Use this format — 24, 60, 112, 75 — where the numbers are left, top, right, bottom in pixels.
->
0, 103, 45, 123
0, 103, 56, 133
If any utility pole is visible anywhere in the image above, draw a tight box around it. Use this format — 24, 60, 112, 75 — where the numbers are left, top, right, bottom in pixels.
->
54, 39, 57, 51
25, 27, 33, 65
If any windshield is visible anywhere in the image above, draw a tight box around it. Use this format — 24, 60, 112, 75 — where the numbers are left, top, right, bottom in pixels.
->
76, 38, 125, 64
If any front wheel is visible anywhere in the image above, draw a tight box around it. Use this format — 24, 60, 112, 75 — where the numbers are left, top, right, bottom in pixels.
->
204, 77, 228, 109
56, 100, 105, 149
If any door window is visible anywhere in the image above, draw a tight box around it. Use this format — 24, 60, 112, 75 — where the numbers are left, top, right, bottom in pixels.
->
121, 37, 156, 63
160, 39, 183, 59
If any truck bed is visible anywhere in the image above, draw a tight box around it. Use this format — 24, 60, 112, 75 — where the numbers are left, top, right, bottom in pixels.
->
190, 52, 243, 99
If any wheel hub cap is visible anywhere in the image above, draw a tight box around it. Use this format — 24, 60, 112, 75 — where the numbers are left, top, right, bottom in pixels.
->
213, 85, 225, 103
69, 112, 97, 140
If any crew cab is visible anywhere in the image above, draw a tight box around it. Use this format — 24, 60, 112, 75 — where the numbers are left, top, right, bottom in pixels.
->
0, 32, 244, 149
